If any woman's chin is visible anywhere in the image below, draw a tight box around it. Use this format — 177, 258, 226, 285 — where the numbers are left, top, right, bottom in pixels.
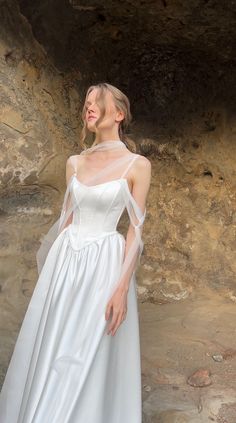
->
86, 122, 96, 131
87, 124, 94, 129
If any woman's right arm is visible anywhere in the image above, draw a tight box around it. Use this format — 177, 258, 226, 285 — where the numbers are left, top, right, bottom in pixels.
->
62, 156, 77, 228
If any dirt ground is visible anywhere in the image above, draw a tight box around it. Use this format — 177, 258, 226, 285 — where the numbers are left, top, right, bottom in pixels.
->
140, 289, 236, 423
1, 286, 236, 422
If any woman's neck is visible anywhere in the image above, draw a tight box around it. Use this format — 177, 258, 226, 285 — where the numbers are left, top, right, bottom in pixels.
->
94, 138, 122, 144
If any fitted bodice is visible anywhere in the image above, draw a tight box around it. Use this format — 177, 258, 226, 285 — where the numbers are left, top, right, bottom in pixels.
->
36, 149, 146, 276
70, 176, 126, 237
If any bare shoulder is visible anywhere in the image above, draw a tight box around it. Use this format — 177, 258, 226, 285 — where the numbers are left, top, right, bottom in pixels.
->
66, 154, 84, 185
129, 153, 152, 195
67, 153, 82, 162
136, 154, 151, 168
133, 154, 152, 177
66, 153, 84, 168
128, 153, 152, 205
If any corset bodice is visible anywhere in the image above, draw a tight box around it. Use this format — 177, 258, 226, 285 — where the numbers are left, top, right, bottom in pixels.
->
36, 150, 146, 276
70, 176, 126, 237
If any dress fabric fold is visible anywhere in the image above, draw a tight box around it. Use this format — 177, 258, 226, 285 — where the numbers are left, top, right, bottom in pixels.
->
0, 140, 146, 423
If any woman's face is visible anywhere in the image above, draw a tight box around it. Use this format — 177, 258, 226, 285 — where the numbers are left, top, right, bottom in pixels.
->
85, 88, 123, 133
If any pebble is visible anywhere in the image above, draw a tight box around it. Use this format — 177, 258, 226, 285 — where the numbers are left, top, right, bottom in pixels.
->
187, 368, 212, 387
212, 354, 224, 362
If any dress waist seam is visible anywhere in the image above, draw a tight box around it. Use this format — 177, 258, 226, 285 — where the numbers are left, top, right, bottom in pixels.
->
67, 228, 125, 252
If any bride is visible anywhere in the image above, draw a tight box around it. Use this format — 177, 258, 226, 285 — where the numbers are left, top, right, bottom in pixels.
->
0, 82, 151, 422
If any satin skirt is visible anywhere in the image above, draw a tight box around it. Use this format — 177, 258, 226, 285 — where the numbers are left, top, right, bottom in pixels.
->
0, 225, 142, 423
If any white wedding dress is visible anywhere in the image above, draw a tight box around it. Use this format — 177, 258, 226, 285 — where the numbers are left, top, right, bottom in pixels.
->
0, 141, 146, 423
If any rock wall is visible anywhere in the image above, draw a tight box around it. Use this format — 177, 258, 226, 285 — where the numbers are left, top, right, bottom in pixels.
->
0, 1, 81, 374
139, 127, 236, 303
1, 0, 236, 382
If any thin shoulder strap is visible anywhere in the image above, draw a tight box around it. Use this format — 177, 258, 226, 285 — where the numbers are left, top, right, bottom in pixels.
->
69, 155, 78, 175
121, 154, 139, 178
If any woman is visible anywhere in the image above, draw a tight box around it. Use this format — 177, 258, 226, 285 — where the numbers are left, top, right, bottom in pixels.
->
0, 82, 151, 422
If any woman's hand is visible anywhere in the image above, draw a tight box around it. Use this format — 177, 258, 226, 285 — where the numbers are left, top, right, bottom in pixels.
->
105, 285, 128, 336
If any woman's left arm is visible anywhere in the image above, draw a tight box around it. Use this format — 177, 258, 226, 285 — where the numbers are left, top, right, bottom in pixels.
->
118, 155, 152, 292
105, 156, 152, 336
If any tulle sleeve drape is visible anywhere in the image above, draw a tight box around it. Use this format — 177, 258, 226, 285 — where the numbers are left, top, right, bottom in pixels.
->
36, 175, 77, 275
106, 180, 146, 300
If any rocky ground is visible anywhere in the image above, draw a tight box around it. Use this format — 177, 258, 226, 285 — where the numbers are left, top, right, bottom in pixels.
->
140, 288, 236, 422
1, 288, 236, 422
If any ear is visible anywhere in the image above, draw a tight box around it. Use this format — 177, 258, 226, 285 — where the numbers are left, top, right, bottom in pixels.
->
115, 109, 125, 123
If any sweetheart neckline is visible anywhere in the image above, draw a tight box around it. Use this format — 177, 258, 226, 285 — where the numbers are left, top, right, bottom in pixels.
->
72, 174, 132, 194
66, 173, 146, 223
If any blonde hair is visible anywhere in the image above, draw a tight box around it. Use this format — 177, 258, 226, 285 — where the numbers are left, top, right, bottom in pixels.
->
79, 82, 136, 151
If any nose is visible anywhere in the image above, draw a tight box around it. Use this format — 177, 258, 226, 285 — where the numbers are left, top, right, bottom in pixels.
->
88, 103, 96, 113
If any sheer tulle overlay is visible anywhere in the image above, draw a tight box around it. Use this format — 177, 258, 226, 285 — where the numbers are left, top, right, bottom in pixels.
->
0, 140, 146, 423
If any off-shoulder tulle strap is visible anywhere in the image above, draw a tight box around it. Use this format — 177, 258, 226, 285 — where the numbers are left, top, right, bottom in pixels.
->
106, 179, 146, 302
36, 176, 77, 275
